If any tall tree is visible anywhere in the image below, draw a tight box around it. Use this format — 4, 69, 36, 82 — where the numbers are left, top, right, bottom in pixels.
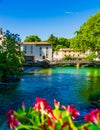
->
47, 34, 71, 52
0, 30, 24, 81
71, 11, 100, 53
47, 34, 59, 52
24, 35, 41, 42
58, 37, 70, 47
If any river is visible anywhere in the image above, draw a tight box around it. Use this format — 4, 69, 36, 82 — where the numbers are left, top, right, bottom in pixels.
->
0, 66, 100, 129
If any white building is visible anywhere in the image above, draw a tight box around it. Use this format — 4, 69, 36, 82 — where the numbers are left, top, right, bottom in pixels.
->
0, 28, 3, 46
20, 42, 52, 61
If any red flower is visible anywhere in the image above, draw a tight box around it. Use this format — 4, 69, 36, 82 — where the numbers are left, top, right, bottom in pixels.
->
46, 117, 52, 126
6, 109, 14, 120
6, 109, 20, 130
54, 99, 60, 109
46, 105, 52, 113
83, 126, 88, 130
62, 104, 80, 119
9, 115, 19, 129
33, 97, 48, 111
61, 121, 69, 129
46, 105, 57, 122
40, 125, 46, 130
46, 118, 55, 130
84, 109, 100, 125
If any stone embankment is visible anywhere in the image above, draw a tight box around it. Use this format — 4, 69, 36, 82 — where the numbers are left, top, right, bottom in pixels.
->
23, 60, 100, 68
49, 60, 100, 67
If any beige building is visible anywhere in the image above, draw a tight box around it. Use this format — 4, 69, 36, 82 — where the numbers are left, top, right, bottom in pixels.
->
53, 48, 88, 60
20, 42, 52, 61
0, 28, 4, 46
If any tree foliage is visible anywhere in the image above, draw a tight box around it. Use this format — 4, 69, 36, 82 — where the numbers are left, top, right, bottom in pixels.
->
0, 30, 24, 81
47, 34, 70, 52
47, 34, 58, 52
24, 35, 41, 42
71, 11, 100, 53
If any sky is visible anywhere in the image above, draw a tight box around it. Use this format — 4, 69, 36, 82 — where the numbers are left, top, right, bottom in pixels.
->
0, 0, 100, 41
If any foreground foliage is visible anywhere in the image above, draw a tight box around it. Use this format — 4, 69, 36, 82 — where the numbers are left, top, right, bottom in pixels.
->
0, 30, 24, 81
6, 97, 100, 130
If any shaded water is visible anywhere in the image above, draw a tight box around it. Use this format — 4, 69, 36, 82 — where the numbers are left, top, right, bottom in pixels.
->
0, 67, 100, 129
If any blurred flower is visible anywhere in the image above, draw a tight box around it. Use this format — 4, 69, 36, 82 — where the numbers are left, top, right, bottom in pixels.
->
6, 110, 20, 130
40, 125, 46, 130
54, 99, 60, 109
61, 121, 69, 129
84, 109, 100, 125
33, 97, 48, 111
6, 109, 14, 120
83, 126, 89, 130
6, 98, 100, 130
62, 104, 80, 119
22, 102, 25, 111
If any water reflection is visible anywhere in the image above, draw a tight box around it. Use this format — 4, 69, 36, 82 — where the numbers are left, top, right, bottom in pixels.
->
32, 68, 53, 75
0, 67, 100, 129
80, 76, 100, 102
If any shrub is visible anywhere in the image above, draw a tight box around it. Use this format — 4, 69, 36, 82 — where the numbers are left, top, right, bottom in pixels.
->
86, 53, 96, 61
63, 56, 72, 60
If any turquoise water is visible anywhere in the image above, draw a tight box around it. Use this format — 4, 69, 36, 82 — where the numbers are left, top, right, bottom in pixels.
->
0, 67, 100, 128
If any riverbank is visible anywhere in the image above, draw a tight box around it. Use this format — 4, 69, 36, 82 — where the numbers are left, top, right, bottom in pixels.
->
23, 60, 100, 68
50, 60, 100, 67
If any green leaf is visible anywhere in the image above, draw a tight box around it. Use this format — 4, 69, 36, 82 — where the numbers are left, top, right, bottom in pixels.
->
89, 124, 100, 130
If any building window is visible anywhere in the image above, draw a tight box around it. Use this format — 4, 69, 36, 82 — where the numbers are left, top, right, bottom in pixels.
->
46, 47, 48, 58
30, 45, 33, 54
40, 47, 42, 56
43, 55, 45, 59
24, 45, 27, 53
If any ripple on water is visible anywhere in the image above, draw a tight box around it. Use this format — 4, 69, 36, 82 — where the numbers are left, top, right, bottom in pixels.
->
1, 67, 100, 129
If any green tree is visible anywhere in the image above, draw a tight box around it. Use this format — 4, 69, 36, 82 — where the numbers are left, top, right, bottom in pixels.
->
47, 34, 59, 52
0, 30, 24, 81
58, 37, 70, 48
86, 52, 96, 61
71, 11, 100, 54
24, 35, 41, 42
47, 34, 70, 52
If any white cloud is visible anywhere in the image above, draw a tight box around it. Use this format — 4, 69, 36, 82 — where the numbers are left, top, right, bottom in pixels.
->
65, 11, 73, 14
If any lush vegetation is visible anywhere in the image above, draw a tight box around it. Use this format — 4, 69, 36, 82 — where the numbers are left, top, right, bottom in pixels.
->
6, 97, 100, 130
0, 30, 24, 81
47, 11, 100, 54
47, 34, 70, 52
86, 53, 97, 61
63, 56, 72, 60
70, 11, 100, 54
24, 35, 41, 42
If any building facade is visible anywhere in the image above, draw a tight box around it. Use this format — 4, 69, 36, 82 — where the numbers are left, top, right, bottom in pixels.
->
20, 42, 52, 61
53, 48, 88, 60
0, 28, 3, 46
